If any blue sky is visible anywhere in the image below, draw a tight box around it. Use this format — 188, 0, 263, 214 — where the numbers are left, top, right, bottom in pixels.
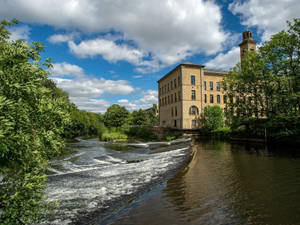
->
1, 0, 298, 113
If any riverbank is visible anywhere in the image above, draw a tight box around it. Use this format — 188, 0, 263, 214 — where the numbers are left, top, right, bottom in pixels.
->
41, 138, 193, 225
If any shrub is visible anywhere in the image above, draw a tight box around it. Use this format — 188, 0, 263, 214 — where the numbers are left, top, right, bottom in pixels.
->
126, 126, 158, 141
101, 132, 128, 141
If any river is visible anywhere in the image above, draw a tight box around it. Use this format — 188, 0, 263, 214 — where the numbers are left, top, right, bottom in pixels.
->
43, 138, 300, 225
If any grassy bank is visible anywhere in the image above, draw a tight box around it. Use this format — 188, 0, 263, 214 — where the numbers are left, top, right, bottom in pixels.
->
99, 126, 158, 142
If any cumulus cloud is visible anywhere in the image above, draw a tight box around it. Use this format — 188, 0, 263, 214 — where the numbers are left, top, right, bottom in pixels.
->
68, 38, 146, 65
53, 77, 134, 98
48, 32, 79, 44
0, 0, 227, 72
69, 97, 110, 113
229, 0, 300, 41
118, 90, 158, 111
8, 25, 30, 41
51, 62, 84, 77
50, 61, 135, 112
205, 47, 240, 70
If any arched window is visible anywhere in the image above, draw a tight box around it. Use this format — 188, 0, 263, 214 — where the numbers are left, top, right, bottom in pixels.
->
189, 105, 199, 115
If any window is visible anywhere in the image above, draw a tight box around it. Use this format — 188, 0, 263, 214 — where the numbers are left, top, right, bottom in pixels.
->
223, 95, 227, 104
189, 106, 199, 115
174, 120, 177, 127
178, 91, 181, 100
191, 90, 196, 100
168, 96, 170, 104
171, 107, 173, 117
217, 95, 220, 104
192, 119, 197, 128
174, 79, 177, 88
171, 94, 173, 104
209, 81, 213, 90
204, 81, 207, 90
168, 83, 170, 92
174, 93, 177, 102
178, 76, 181, 85
191, 75, 195, 85
204, 94, 207, 103
171, 81, 173, 90
210, 94, 214, 103
216, 82, 220, 91
164, 85, 167, 92
175, 106, 177, 116
159, 99, 161, 106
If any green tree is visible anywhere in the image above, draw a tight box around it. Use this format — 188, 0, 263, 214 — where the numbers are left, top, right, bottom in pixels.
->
130, 109, 148, 125
223, 18, 300, 141
200, 105, 224, 132
104, 104, 129, 127
147, 104, 158, 125
0, 19, 71, 224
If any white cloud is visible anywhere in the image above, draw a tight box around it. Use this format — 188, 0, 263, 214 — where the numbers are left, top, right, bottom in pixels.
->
205, 47, 240, 70
8, 25, 30, 41
53, 77, 134, 98
0, 0, 227, 72
51, 62, 84, 77
50, 62, 135, 112
229, 0, 300, 41
132, 75, 143, 79
118, 90, 158, 111
69, 97, 109, 113
68, 38, 146, 65
48, 32, 79, 44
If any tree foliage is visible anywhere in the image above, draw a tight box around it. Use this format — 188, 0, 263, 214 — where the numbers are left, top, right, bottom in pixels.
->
0, 19, 71, 224
200, 105, 224, 132
223, 18, 300, 142
104, 104, 129, 127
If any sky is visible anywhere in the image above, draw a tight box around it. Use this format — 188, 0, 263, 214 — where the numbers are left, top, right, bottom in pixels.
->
1, 0, 299, 113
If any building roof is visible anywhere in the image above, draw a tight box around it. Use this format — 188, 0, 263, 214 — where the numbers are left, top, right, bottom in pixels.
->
157, 62, 204, 83
204, 68, 228, 76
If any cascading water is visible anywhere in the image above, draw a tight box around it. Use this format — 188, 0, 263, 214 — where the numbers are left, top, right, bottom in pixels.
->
41, 138, 192, 225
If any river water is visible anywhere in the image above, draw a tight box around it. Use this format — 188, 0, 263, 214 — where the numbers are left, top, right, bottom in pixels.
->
109, 139, 300, 225
42, 138, 192, 225
42, 138, 300, 225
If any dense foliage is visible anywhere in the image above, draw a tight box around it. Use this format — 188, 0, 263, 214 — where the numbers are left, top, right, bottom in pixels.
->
129, 105, 158, 126
0, 20, 71, 224
223, 19, 300, 143
64, 106, 106, 138
100, 104, 158, 141
104, 104, 130, 128
200, 105, 224, 132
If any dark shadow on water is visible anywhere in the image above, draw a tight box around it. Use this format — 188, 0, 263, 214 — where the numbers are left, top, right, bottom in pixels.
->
110, 138, 300, 225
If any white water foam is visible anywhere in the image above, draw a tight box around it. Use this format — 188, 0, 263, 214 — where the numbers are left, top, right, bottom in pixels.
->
42, 144, 190, 225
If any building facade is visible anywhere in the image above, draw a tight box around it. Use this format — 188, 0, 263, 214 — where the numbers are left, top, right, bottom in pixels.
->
158, 31, 256, 129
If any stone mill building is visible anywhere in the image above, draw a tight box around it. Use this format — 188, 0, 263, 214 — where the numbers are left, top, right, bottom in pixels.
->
157, 31, 257, 129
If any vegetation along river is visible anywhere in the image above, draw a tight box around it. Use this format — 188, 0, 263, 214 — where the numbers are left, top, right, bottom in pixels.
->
42, 138, 300, 225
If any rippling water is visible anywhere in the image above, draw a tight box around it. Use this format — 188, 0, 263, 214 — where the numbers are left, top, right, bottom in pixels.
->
110, 139, 300, 225
41, 138, 192, 225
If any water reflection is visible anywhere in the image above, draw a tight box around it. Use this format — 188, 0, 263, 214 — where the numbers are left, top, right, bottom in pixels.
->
111, 139, 300, 225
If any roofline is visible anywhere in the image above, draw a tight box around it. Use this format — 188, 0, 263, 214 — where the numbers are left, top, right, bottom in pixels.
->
204, 69, 228, 76
157, 63, 204, 83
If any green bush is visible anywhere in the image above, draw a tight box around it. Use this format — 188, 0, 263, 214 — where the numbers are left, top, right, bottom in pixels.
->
126, 126, 158, 141
0, 20, 70, 224
200, 105, 224, 132
100, 132, 128, 141
165, 136, 176, 142
211, 127, 231, 139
